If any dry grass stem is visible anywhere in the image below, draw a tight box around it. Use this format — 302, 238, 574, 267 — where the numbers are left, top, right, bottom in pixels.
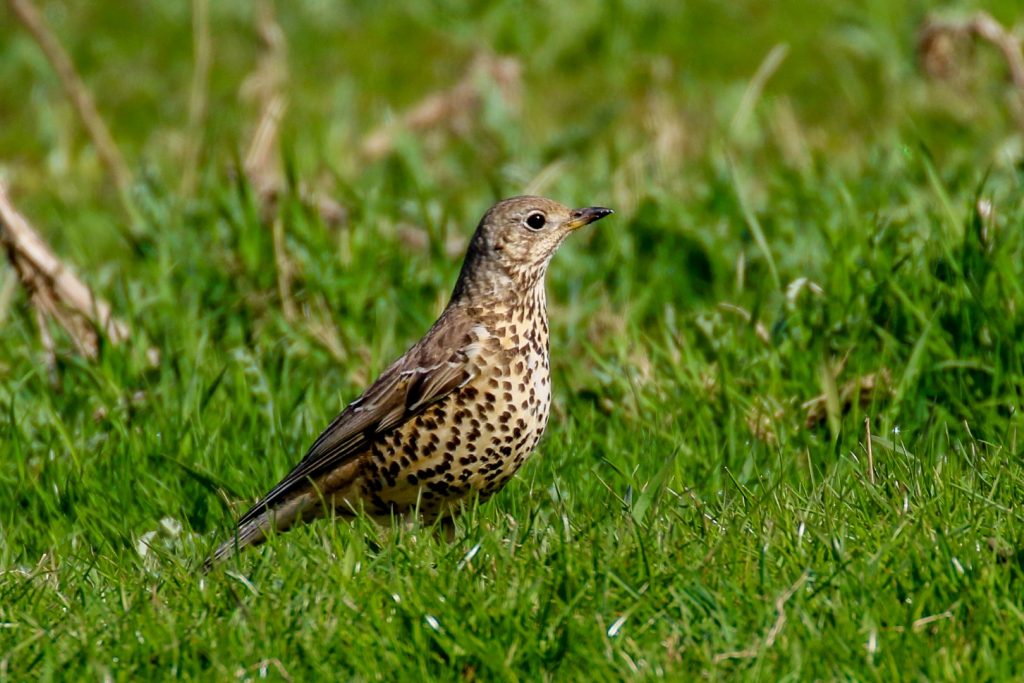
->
241, 0, 289, 200
717, 302, 771, 345
243, 93, 288, 198
235, 658, 293, 683
881, 604, 958, 633
919, 12, 1024, 126
7, 0, 132, 195
0, 183, 130, 359
0, 269, 18, 325
34, 306, 57, 383
238, 7, 348, 362
865, 416, 876, 484
745, 401, 785, 446
302, 299, 349, 365
360, 52, 521, 161
180, 0, 213, 196
714, 571, 809, 662
804, 368, 893, 429
240, 1, 346, 226
271, 214, 297, 322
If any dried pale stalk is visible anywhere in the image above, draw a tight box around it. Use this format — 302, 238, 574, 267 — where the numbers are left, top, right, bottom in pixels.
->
718, 302, 771, 345
919, 12, 1024, 127
803, 368, 893, 429
271, 214, 297, 321
360, 52, 522, 160
180, 0, 214, 196
244, 95, 288, 199
714, 571, 810, 662
7, 0, 132, 194
238, 1, 346, 362
240, 0, 345, 225
865, 416, 876, 484
241, 0, 289, 196
0, 183, 130, 359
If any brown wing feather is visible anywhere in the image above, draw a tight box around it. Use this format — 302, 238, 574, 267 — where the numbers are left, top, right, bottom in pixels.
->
232, 308, 483, 530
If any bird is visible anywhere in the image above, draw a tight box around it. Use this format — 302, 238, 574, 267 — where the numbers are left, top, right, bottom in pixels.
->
207, 196, 613, 566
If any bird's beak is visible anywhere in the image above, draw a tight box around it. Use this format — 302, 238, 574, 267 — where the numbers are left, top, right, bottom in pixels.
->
566, 206, 614, 230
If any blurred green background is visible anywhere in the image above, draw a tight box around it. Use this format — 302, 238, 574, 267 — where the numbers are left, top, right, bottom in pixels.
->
3, 1, 1021, 212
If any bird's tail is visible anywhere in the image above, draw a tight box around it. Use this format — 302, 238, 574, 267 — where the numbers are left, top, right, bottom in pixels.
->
203, 517, 271, 572
202, 491, 316, 572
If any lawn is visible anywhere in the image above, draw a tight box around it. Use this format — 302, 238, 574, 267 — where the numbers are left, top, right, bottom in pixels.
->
2, 1, 1024, 680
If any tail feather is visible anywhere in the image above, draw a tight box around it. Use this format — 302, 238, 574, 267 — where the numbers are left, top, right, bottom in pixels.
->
204, 518, 270, 571
203, 492, 313, 572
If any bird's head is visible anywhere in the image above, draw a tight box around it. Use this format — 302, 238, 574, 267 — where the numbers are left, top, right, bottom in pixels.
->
453, 196, 613, 300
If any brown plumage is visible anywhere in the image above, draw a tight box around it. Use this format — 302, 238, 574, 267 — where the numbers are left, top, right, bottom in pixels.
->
208, 196, 612, 566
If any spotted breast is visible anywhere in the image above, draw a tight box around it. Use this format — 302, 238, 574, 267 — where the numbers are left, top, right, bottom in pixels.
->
355, 287, 551, 520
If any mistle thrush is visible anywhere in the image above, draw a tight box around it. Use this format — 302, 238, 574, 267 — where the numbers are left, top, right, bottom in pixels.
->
209, 196, 612, 565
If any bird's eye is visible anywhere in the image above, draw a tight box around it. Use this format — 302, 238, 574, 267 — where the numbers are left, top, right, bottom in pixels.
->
525, 212, 546, 230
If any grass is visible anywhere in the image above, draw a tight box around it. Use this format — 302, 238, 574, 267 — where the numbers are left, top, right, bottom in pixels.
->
2, 0, 1024, 679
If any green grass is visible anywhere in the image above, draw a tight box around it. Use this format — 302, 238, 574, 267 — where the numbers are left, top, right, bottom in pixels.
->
3, 0, 1024, 679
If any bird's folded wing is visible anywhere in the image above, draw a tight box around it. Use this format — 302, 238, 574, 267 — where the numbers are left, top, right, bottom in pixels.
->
233, 312, 484, 529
